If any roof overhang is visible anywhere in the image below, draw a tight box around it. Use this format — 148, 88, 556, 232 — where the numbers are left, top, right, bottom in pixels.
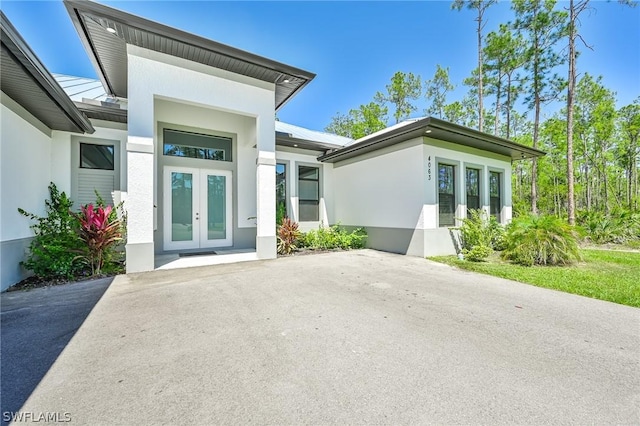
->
276, 133, 343, 152
64, 0, 315, 110
0, 12, 94, 134
74, 101, 127, 124
318, 117, 546, 163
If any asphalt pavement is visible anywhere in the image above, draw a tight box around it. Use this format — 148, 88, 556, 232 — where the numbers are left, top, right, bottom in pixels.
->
7, 251, 640, 424
1, 278, 112, 425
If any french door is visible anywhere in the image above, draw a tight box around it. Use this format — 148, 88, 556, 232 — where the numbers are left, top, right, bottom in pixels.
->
163, 167, 232, 250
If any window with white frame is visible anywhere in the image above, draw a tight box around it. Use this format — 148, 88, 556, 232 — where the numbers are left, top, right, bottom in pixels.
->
276, 163, 287, 221
438, 163, 456, 227
466, 167, 480, 215
298, 165, 319, 221
490, 171, 502, 221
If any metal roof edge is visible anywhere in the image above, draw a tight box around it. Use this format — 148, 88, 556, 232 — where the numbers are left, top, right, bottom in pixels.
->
319, 117, 546, 162
1, 11, 95, 134
318, 118, 429, 162
426, 117, 546, 158
63, 0, 315, 109
276, 134, 343, 152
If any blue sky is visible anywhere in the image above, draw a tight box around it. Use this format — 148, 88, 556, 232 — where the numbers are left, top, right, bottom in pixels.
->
2, 1, 639, 132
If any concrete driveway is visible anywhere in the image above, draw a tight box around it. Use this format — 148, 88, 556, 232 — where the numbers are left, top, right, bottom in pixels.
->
1, 278, 112, 424
12, 250, 640, 424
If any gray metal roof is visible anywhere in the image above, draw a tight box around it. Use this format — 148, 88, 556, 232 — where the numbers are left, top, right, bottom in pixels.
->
63, 0, 315, 110
0, 12, 94, 134
275, 122, 352, 147
53, 73, 113, 102
319, 117, 546, 163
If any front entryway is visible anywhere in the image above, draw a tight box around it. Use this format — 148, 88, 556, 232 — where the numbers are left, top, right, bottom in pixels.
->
163, 166, 232, 250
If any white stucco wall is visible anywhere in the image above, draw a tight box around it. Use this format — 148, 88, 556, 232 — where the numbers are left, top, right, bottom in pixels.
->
333, 139, 427, 230
275, 148, 334, 232
126, 45, 277, 270
50, 124, 128, 197
0, 101, 52, 242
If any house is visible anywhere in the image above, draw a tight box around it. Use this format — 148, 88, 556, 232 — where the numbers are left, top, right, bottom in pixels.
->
0, 2, 544, 291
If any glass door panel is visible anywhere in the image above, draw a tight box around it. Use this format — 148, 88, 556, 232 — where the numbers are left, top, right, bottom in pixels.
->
200, 170, 232, 248
206, 175, 226, 240
171, 172, 194, 242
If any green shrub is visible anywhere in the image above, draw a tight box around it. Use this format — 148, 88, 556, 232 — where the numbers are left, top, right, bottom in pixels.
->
459, 209, 505, 258
502, 214, 582, 266
18, 183, 85, 280
578, 209, 640, 245
277, 217, 301, 255
301, 224, 367, 250
463, 244, 493, 262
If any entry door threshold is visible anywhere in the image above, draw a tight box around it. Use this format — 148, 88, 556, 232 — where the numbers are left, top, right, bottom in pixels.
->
155, 250, 258, 270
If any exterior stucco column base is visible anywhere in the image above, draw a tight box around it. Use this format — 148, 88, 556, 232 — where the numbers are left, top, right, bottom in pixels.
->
126, 242, 155, 273
256, 235, 277, 259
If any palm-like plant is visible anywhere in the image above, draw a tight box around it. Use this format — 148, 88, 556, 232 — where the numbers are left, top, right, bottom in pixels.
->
502, 215, 582, 266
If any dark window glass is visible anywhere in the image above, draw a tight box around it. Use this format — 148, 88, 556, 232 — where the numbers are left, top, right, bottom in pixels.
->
80, 143, 114, 170
490, 171, 501, 221
276, 163, 287, 220
466, 168, 480, 214
439, 164, 455, 227
163, 129, 232, 162
298, 166, 319, 221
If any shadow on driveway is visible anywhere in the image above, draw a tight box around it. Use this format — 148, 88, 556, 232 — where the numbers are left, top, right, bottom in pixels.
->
1, 278, 112, 424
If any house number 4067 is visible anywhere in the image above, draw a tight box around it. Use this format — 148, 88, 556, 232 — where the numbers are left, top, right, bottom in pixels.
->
428, 156, 432, 180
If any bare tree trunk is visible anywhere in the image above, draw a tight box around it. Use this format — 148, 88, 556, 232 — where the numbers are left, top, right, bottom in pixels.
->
494, 80, 501, 136
531, 98, 540, 214
477, 12, 484, 133
566, 0, 578, 225
505, 73, 513, 140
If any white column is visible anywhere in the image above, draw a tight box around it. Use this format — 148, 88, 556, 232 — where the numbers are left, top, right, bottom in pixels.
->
125, 67, 155, 272
255, 114, 276, 259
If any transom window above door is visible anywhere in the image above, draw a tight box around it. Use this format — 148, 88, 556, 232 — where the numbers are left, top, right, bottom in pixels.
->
163, 129, 232, 162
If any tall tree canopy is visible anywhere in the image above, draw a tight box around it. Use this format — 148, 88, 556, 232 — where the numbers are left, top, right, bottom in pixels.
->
425, 65, 455, 119
452, 0, 497, 132
374, 71, 422, 124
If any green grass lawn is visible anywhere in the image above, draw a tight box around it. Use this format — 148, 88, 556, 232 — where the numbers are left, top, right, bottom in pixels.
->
430, 249, 640, 307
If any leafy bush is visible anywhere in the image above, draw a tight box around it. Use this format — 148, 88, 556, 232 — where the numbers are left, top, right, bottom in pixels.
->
502, 214, 582, 266
277, 217, 301, 255
463, 244, 493, 262
458, 209, 505, 261
578, 210, 640, 245
301, 224, 367, 250
73, 204, 124, 276
18, 183, 85, 280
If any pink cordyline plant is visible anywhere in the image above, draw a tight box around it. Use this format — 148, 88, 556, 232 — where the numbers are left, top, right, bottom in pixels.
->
74, 204, 122, 276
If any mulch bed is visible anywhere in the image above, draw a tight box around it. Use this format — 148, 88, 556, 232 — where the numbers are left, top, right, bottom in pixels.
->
6, 274, 118, 292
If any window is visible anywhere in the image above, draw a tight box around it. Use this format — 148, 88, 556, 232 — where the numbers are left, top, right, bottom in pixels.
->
163, 129, 232, 162
490, 171, 502, 221
73, 138, 119, 207
80, 143, 114, 170
298, 166, 319, 221
438, 164, 456, 227
276, 163, 287, 221
466, 168, 480, 214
